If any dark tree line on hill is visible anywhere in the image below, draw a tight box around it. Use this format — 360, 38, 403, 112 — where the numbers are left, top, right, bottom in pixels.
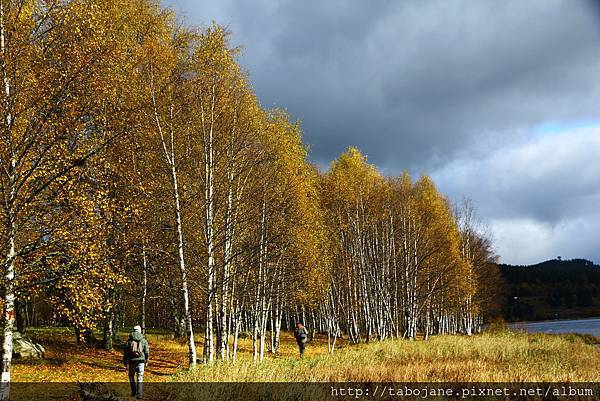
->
500, 259, 600, 321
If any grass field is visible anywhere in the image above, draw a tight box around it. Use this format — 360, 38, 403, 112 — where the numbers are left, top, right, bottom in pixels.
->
175, 331, 600, 382
12, 327, 600, 383
8, 327, 599, 400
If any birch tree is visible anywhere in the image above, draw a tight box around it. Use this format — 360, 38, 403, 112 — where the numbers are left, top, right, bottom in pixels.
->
455, 199, 501, 333
187, 25, 240, 364
139, 11, 199, 368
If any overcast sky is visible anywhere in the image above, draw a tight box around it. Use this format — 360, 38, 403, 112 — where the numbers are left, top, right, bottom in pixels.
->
164, 0, 600, 265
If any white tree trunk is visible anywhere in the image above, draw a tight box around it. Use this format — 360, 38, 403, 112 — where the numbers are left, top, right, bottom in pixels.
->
202, 85, 217, 364
173, 164, 197, 368
0, 4, 15, 397
141, 244, 147, 333
153, 87, 197, 369
219, 170, 235, 360
1, 225, 16, 401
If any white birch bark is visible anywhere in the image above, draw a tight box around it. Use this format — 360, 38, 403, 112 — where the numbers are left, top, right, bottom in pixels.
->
0, 3, 15, 396
1, 215, 15, 401
219, 119, 237, 360
151, 83, 197, 368
200, 84, 216, 364
253, 196, 267, 363
172, 137, 197, 368
141, 243, 148, 333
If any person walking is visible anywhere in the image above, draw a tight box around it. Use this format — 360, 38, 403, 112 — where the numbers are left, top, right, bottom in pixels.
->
293, 322, 308, 357
123, 325, 149, 399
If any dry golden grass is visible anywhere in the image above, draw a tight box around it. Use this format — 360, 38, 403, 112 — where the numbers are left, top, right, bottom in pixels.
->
175, 330, 600, 382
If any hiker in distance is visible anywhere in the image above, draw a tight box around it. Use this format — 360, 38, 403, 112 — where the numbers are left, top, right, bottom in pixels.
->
293, 322, 308, 357
123, 325, 150, 399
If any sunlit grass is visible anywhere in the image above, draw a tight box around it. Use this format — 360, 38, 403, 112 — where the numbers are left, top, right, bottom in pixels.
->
175, 330, 600, 382
13, 326, 188, 382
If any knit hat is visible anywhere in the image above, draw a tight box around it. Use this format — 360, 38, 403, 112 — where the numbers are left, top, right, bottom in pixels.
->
133, 325, 142, 333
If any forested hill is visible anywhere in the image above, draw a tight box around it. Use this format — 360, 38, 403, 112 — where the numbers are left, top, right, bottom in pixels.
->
500, 259, 600, 321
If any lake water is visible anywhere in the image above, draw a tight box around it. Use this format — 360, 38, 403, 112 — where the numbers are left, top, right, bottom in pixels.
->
510, 317, 600, 337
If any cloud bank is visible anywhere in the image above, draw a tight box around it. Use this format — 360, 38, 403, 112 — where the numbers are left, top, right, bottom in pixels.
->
433, 126, 600, 264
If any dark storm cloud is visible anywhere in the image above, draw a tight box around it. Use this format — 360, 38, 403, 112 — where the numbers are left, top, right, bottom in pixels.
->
166, 0, 600, 171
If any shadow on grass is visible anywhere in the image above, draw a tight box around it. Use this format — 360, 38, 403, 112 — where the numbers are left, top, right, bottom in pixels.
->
13, 356, 67, 366
148, 357, 182, 367
78, 359, 122, 370
144, 368, 174, 376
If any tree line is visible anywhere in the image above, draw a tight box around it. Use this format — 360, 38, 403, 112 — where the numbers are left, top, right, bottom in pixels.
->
0, 0, 500, 397
501, 259, 600, 321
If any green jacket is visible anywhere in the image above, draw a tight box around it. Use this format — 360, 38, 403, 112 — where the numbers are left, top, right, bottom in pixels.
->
294, 326, 308, 344
123, 331, 149, 365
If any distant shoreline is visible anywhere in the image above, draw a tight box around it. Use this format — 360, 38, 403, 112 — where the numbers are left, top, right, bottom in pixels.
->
508, 316, 600, 325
